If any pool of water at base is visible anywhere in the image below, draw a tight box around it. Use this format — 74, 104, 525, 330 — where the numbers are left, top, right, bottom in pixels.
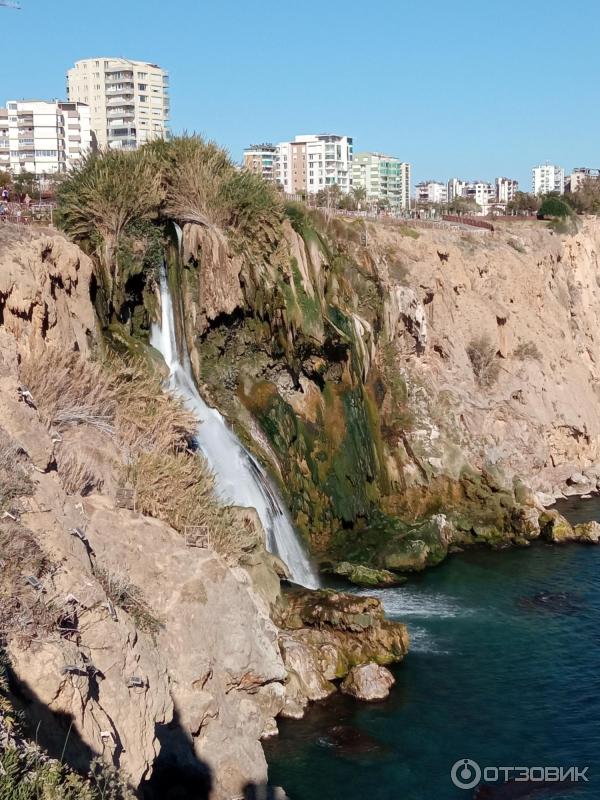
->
265, 496, 600, 800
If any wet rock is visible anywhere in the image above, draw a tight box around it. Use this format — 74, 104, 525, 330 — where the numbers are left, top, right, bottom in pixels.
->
340, 663, 395, 701
573, 521, 600, 543
539, 509, 576, 542
331, 561, 406, 587
278, 589, 408, 717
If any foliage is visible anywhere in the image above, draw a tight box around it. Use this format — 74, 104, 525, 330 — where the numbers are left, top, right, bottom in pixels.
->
563, 178, 600, 214
538, 195, 572, 219
155, 135, 282, 239
443, 196, 480, 215
467, 336, 500, 387
506, 191, 540, 215
56, 150, 162, 300
0, 747, 134, 800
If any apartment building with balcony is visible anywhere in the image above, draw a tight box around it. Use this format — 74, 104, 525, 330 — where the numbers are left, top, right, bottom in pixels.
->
352, 152, 411, 210
566, 167, 600, 193
0, 108, 9, 172
243, 143, 278, 182
415, 180, 448, 205
2, 99, 91, 176
277, 134, 353, 195
66, 58, 169, 150
496, 177, 519, 203
532, 163, 564, 195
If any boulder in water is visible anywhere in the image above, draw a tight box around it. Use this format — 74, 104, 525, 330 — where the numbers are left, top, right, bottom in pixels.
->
332, 561, 406, 587
573, 521, 600, 544
340, 663, 396, 701
318, 724, 388, 756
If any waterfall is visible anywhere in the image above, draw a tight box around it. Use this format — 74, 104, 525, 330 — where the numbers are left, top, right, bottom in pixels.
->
150, 245, 319, 589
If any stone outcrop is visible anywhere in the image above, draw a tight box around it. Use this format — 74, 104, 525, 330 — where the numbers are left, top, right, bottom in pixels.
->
277, 589, 408, 718
340, 664, 396, 701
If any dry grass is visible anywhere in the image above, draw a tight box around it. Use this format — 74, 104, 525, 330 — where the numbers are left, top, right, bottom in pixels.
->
93, 566, 162, 635
467, 336, 501, 387
0, 522, 55, 646
513, 340, 542, 361
127, 451, 252, 561
20, 349, 252, 560
0, 428, 34, 513
20, 350, 196, 460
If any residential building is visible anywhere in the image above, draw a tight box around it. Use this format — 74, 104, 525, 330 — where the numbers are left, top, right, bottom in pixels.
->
66, 57, 169, 150
352, 152, 411, 210
276, 134, 353, 195
567, 167, 600, 193
0, 108, 8, 172
243, 143, 278, 182
496, 177, 519, 203
464, 181, 496, 211
415, 180, 448, 205
447, 177, 467, 201
3, 99, 91, 176
532, 163, 564, 195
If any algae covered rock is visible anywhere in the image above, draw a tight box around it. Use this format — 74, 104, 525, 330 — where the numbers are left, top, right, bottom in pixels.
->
332, 561, 406, 587
539, 508, 577, 542
573, 521, 600, 544
341, 663, 396, 701
277, 588, 408, 718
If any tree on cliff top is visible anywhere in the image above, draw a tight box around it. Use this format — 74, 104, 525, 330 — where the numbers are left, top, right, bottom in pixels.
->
57, 149, 161, 305
538, 195, 572, 219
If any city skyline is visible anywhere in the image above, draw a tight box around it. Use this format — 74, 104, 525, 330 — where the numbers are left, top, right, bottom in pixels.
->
2, 0, 599, 189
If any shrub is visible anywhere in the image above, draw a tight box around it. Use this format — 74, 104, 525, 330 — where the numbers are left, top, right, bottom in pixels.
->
57, 150, 162, 299
538, 196, 572, 219
513, 341, 542, 361
467, 336, 500, 387
93, 567, 162, 635
507, 237, 526, 253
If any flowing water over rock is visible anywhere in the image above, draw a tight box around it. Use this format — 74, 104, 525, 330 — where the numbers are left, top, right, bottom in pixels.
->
150, 259, 319, 588
266, 498, 600, 798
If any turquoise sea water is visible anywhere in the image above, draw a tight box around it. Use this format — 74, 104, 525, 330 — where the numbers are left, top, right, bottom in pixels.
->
265, 497, 600, 799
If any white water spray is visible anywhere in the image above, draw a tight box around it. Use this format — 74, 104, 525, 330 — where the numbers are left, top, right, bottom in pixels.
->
150, 247, 319, 589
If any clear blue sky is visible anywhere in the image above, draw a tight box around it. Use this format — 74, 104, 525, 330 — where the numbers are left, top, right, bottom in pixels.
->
2, 0, 599, 188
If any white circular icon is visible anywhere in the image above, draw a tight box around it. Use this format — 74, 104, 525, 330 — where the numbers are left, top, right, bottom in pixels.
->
451, 758, 482, 790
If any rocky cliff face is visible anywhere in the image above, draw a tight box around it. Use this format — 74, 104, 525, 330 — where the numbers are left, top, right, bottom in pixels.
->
0, 225, 408, 798
168, 212, 600, 574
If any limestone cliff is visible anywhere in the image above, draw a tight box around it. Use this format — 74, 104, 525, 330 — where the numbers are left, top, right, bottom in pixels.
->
167, 211, 600, 573
0, 225, 408, 798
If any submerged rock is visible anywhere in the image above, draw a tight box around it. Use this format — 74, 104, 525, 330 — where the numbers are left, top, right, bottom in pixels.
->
340, 663, 395, 701
318, 724, 389, 756
518, 591, 584, 616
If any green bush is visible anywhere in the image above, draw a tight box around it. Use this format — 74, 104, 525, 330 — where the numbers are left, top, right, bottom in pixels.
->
538, 196, 571, 219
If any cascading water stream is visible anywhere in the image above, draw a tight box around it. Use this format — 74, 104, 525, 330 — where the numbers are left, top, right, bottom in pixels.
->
150, 238, 319, 589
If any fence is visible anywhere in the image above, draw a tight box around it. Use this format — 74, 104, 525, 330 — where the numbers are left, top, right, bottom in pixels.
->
441, 215, 495, 231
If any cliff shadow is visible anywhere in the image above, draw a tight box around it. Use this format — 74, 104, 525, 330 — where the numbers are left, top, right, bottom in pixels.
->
140, 704, 212, 800
2, 655, 97, 772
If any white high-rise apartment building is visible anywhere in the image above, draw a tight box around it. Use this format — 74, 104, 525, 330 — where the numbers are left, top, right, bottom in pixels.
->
496, 177, 519, 203
277, 134, 353, 195
352, 152, 411, 210
415, 181, 448, 204
2, 99, 91, 176
532, 163, 564, 195
67, 58, 169, 150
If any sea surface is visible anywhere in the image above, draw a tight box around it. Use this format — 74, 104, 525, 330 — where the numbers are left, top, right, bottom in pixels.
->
265, 496, 600, 799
